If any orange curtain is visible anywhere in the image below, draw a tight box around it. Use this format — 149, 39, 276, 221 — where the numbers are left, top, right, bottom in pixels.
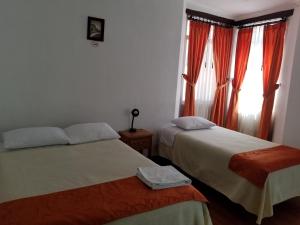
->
226, 28, 253, 130
257, 22, 286, 139
210, 26, 233, 126
182, 21, 211, 116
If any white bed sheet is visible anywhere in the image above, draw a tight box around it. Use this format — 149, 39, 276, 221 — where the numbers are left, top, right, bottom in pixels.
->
159, 125, 300, 224
159, 124, 183, 147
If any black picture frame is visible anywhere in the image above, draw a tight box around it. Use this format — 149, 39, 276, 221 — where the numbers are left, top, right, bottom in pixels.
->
87, 17, 105, 42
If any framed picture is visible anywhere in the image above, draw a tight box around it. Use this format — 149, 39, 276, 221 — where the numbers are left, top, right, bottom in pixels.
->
87, 17, 105, 42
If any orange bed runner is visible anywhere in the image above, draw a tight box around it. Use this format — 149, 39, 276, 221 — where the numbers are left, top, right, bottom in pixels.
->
0, 176, 207, 225
229, 145, 300, 188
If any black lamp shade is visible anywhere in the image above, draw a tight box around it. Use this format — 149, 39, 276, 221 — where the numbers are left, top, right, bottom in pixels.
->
129, 108, 139, 132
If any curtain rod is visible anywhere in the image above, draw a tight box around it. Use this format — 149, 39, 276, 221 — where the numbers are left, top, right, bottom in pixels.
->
186, 8, 294, 28
238, 18, 287, 29
187, 15, 233, 28
186, 9, 235, 27
235, 9, 294, 27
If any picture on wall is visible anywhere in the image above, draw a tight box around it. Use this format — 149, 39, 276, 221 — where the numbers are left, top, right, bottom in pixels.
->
87, 16, 105, 42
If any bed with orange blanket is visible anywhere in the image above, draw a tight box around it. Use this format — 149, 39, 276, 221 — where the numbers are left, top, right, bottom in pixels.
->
159, 125, 300, 224
0, 139, 212, 225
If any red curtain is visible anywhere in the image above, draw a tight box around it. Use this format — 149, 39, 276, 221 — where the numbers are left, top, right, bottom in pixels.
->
182, 21, 211, 116
257, 22, 287, 139
210, 26, 233, 126
226, 28, 253, 130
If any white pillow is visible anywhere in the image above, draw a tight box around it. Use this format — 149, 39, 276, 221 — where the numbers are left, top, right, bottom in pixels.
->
64, 122, 120, 144
171, 116, 216, 130
3, 127, 69, 150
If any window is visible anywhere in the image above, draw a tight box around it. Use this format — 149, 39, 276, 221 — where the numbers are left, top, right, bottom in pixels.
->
181, 23, 216, 119
238, 26, 264, 136
180, 18, 285, 138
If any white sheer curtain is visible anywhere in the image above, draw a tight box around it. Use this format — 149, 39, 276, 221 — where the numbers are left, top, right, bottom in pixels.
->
238, 25, 264, 136
195, 27, 216, 118
181, 24, 216, 119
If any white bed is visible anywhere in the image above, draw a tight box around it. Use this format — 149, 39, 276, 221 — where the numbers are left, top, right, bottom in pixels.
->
158, 125, 300, 224
0, 139, 212, 225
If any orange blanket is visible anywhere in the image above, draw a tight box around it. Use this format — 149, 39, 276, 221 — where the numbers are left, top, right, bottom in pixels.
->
229, 145, 300, 188
0, 176, 207, 225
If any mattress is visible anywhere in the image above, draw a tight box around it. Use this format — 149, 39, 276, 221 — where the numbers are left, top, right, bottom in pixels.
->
0, 139, 212, 225
159, 125, 300, 224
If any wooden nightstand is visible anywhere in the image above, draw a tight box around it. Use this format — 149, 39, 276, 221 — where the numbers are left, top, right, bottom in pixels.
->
119, 129, 153, 157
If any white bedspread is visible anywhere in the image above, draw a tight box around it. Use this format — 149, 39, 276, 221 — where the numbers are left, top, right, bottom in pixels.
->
0, 140, 156, 203
159, 124, 183, 147
0, 139, 212, 225
159, 126, 300, 224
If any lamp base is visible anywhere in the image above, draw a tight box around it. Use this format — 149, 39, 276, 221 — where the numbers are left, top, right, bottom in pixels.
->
129, 128, 137, 132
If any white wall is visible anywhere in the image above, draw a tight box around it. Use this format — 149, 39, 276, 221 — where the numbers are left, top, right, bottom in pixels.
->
273, 7, 300, 144
0, 0, 184, 134
174, 0, 188, 117
281, 8, 300, 147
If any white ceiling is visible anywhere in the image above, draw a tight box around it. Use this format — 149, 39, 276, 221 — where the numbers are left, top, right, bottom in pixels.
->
186, 0, 300, 20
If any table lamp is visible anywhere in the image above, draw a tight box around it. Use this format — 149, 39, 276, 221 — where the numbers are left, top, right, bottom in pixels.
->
129, 108, 139, 132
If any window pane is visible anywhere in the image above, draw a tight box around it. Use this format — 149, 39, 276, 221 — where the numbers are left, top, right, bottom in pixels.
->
238, 25, 264, 135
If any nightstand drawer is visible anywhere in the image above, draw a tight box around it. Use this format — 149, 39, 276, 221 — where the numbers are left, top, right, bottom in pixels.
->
129, 138, 151, 151
118, 129, 153, 157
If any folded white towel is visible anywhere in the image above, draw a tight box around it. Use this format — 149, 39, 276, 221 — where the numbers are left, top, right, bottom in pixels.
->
136, 166, 191, 190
